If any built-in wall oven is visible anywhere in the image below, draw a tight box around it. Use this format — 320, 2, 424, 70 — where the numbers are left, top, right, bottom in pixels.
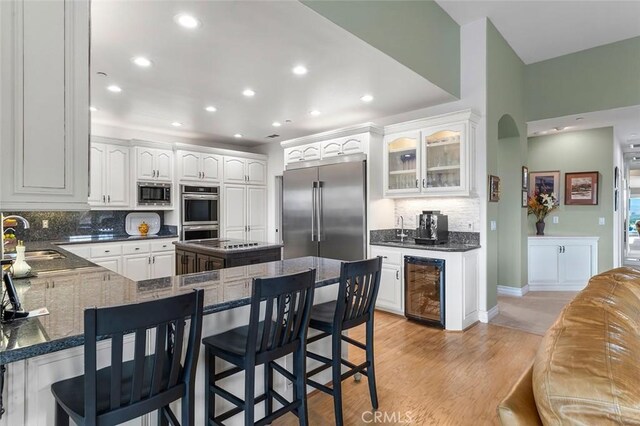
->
404, 256, 445, 328
181, 185, 220, 241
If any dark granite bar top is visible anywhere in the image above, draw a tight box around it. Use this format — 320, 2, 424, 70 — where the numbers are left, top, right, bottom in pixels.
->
174, 239, 284, 255
20, 241, 97, 272
0, 256, 341, 364
53, 231, 179, 245
370, 240, 480, 252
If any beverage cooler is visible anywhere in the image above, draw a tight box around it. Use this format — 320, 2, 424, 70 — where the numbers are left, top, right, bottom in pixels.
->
404, 256, 445, 328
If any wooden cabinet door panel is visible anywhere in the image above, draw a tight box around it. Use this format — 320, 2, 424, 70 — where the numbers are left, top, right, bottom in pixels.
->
155, 150, 173, 181
178, 151, 201, 181
105, 145, 129, 206
89, 144, 106, 205
224, 157, 246, 183
201, 153, 222, 182
246, 160, 266, 184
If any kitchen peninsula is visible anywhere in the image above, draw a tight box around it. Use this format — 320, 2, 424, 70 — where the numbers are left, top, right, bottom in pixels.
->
0, 253, 340, 426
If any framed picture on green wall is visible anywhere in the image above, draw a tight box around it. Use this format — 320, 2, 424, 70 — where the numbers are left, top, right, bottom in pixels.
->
529, 171, 560, 205
522, 166, 528, 190
565, 171, 599, 205
522, 190, 528, 208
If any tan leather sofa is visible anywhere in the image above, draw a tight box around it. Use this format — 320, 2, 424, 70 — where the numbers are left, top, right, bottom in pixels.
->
497, 267, 640, 425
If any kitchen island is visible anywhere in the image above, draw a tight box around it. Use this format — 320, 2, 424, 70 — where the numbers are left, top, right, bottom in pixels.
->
174, 239, 283, 274
0, 256, 340, 426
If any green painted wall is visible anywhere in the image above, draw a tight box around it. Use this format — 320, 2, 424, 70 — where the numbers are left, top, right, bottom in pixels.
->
526, 36, 640, 121
486, 21, 528, 299
527, 127, 614, 273
301, 0, 460, 98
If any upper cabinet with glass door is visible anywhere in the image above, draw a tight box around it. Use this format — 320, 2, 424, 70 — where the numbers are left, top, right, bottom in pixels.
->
383, 110, 478, 198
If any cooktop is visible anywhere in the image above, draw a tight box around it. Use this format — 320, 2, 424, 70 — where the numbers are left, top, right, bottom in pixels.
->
186, 239, 262, 250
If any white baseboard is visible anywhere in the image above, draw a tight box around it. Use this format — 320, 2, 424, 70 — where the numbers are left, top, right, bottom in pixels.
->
478, 305, 499, 323
529, 284, 584, 292
497, 285, 529, 297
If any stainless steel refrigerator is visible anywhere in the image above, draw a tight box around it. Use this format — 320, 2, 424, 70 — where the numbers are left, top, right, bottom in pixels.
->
282, 155, 366, 261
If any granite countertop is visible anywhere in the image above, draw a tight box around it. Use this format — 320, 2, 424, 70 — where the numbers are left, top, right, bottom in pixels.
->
174, 239, 284, 254
0, 256, 341, 364
371, 240, 480, 252
53, 231, 179, 245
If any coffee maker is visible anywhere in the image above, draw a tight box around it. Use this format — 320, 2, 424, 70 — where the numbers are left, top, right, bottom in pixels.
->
415, 211, 448, 245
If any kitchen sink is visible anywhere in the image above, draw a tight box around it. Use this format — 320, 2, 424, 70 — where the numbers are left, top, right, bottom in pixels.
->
5, 249, 66, 261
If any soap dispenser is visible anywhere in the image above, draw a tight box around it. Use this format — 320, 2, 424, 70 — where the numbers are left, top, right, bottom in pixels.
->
11, 241, 32, 278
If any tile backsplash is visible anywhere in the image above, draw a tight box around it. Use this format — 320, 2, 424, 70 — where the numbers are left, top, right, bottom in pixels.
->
394, 197, 481, 232
3, 210, 170, 242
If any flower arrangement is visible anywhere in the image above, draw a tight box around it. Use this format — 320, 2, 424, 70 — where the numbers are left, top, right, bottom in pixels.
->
527, 192, 558, 223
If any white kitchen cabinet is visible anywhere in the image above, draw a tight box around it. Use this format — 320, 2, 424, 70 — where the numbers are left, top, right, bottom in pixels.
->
0, 0, 90, 210
92, 257, 122, 274
135, 147, 173, 182
321, 136, 365, 158
370, 247, 404, 314
89, 142, 130, 208
123, 253, 151, 281
223, 156, 267, 185
284, 143, 321, 164
528, 236, 599, 291
383, 110, 478, 197
151, 252, 175, 279
177, 150, 222, 183
223, 185, 267, 241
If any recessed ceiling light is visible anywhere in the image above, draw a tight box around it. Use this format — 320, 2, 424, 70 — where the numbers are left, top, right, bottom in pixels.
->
107, 85, 122, 93
132, 56, 152, 67
632, 133, 638, 137
171, 122, 183, 127
174, 13, 200, 29
234, 133, 243, 138
360, 94, 374, 102
292, 65, 308, 75
89, 106, 98, 112
575, 117, 584, 121
205, 106, 217, 112
242, 89, 255, 97
309, 110, 321, 116
540, 131, 548, 135
272, 121, 282, 127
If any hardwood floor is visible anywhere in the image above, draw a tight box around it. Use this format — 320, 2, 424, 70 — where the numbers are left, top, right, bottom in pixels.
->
274, 311, 542, 425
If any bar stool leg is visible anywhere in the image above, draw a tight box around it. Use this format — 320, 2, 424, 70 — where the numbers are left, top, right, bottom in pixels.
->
244, 364, 256, 425
366, 319, 379, 409
332, 332, 344, 426
55, 402, 69, 426
205, 347, 215, 423
293, 347, 309, 425
157, 407, 168, 426
264, 361, 273, 417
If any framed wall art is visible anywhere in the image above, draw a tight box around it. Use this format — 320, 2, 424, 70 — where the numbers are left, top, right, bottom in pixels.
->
529, 171, 560, 205
565, 171, 599, 205
522, 190, 528, 208
522, 166, 528, 190
489, 175, 500, 202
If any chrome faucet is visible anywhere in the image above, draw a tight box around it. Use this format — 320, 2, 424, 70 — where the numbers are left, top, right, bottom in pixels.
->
2, 214, 30, 258
397, 216, 408, 242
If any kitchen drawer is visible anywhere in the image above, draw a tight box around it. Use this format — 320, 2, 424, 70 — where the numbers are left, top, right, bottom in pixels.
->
58, 245, 91, 259
370, 246, 402, 265
122, 242, 150, 255
90, 244, 122, 258
151, 240, 176, 252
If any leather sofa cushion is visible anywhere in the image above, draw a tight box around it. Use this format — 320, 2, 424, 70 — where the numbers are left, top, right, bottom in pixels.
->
497, 364, 542, 426
533, 267, 640, 425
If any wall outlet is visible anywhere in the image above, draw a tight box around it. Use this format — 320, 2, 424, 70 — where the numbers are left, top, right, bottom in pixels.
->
42, 220, 49, 229
552, 216, 559, 224
490, 220, 497, 231
599, 217, 605, 225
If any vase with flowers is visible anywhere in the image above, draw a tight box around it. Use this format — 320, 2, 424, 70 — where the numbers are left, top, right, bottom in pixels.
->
527, 192, 558, 235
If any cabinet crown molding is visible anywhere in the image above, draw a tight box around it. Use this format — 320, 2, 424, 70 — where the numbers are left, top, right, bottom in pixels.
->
174, 144, 267, 160
280, 122, 382, 148
383, 109, 480, 134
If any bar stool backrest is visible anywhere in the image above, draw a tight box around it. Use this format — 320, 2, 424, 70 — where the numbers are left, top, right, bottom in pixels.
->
334, 257, 383, 330
247, 269, 316, 364
83, 289, 204, 425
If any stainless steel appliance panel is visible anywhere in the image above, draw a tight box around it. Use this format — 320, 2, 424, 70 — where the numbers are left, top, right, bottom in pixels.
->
137, 182, 172, 206
282, 167, 319, 259
317, 161, 366, 261
181, 185, 219, 226
182, 225, 219, 241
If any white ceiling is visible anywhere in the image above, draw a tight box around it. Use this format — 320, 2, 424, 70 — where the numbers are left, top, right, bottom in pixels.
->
90, 1, 455, 146
527, 105, 640, 149
437, 0, 640, 64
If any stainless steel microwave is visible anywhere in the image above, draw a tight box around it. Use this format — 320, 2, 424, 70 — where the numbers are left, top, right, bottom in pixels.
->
137, 182, 171, 206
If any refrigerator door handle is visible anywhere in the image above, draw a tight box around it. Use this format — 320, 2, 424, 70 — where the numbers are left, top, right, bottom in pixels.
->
311, 182, 317, 242
317, 181, 324, 241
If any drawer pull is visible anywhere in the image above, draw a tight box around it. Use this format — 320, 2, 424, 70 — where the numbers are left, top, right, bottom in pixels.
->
135, 247, 140, 250
105, 250, 110, 253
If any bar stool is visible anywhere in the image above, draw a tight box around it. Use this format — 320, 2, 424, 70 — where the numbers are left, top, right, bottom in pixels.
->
50, 289, 204, 426
202, 269, 316, 426
306, 257, 383, 425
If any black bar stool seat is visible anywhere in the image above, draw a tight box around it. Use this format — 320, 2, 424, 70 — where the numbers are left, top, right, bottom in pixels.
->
203, 269, 316, 426
306, 257, 382, 426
